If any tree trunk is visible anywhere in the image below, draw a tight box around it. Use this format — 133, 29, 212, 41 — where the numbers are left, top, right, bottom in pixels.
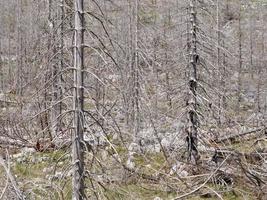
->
50, 0, 64, 141
0, 39, 3, 92
49, 0, 59, 141
237, 2, 242, 110
72, 0, 85, 199
187, 0, 199, 164
133, 0, 140, 137
16, 0, 23, 97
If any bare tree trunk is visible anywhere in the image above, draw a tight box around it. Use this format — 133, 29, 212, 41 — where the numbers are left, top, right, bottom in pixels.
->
16, 0, 23, 97
128, 0, 140, 137
164, 3, 173, 113
221, 38, 227, 117
49, 0, 59, 141
216, 0, 223, 125
72, 0, 85, 199
133, 0, 140, 137
127, 0, 133, 130
50, 0, 64, 141
249, 4, 254, 80
256, 9, 265, 125
8, 34, 11, 87
186, 0, 199, 164
237, 2, 242, 111
0, 39, 3, 92
59, 0, 64, 117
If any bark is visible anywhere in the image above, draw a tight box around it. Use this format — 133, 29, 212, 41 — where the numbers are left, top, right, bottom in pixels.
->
50, 0, 64, 140
187, 0, 199, 164
217, 0, 223, 125
237, 2, 242, 110
0, 39, 3, 92
72, 0, 85, 199
49, 0, 60, 140
249, 4, 254, 80
133, 0, 140, 137
16, 0, 23, 97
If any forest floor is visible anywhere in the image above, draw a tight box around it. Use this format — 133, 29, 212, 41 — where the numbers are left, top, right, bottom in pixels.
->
0, 132, 266, 200
0, 136, 267, 200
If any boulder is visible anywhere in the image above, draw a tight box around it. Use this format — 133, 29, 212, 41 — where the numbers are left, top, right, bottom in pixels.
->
170, 161, 189, 178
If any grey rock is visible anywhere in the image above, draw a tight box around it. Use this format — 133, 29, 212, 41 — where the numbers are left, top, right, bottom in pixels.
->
170, 161, 189, 177
128, 142, 140, 153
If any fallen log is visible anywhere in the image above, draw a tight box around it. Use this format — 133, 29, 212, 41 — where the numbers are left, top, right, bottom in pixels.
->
215, 127, 266, 143
0, 138, 30, 148
210, 148, 266, 166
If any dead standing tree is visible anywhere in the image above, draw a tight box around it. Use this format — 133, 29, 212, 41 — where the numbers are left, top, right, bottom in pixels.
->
186, 0, 199, 164
72, 0, 85, 199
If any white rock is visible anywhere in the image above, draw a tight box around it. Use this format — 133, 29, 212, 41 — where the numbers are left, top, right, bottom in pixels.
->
57, 162, 64, 166
154, 197, 162, 200
161, 138, 170, 148
180, 170, 189, 177
154, 144, 161, 153
16, 157, 26, 163
22, 147, 36, 154
128, 142, 140, 153
12, 153, 24, 159
30, 156, 37, 163
100, 150, 108, 160
170, 161, 188, 178
126, 155, 135, 169
43, 167, 54, 174
112, 133, 119, 140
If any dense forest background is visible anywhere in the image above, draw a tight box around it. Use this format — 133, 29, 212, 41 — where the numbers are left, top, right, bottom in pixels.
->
0, 0, 266, 199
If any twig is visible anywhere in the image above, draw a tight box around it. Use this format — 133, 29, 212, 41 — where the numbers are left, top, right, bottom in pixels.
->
0, 154, 25, 200
171, 154, 231, 200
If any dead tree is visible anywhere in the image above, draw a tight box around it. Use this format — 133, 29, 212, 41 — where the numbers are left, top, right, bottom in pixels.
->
72, 0, 85, 199
186, 0, 199, 164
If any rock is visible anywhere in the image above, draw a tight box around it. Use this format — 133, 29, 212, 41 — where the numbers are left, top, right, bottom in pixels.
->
84, 135, 107, 147
154, 197, 162, 200
16, 157, 26, 163
30, 156, 37, 164
161, 138, 170, 148
126, 155, 135, 169
43, 166, 54, 174
112, 133, 119, 140
12, 153, 24, 159
154, 144, 161, 153
21, 147, 36, 155
170, 161, 188, 177
128, 142, 140, 153
180, 170, 189, 178
100, 150, 108, 161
